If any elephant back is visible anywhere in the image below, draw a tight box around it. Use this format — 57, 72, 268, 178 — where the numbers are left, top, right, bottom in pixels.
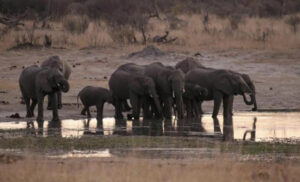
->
175, 57, 205, 74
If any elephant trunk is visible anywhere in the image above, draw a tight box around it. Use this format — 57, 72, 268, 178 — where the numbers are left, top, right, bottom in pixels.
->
174, 92, 184, 119
149, 88, 162, 116
252, 94, 257, 111
242, 92, 254, 105
58, 79, 69, 92
172, 81, 184, 119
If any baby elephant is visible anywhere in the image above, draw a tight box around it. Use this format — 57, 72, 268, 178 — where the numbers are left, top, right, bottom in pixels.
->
77, 86, 113, 121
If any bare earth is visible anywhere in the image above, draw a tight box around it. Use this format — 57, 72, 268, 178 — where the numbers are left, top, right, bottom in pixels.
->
0, 47, 300, 121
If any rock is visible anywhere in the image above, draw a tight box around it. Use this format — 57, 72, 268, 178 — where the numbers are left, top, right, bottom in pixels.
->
7, 113, 21, 118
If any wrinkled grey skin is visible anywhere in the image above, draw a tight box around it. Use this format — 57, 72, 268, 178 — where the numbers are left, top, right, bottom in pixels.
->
183, 83, 208, 119
109, 69, 162, 120
41, 56, 71, 109
19, 65, 69, 128
185, 68, 254, 140
144, 62, 185, 119
175, 57, 205, 74
77, 86, 113, 121
118, 62, 185, 119
176, 58, 257, 111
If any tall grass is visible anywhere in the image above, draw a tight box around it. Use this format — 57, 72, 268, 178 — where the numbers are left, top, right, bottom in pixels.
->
0, 14, 299, 51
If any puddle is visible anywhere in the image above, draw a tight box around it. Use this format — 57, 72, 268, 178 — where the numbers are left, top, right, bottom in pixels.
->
0, 112, 300, 141
49, 149, 111, 158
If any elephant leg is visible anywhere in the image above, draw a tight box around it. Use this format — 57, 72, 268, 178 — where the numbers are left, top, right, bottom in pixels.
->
30, 99, 37, 117
212, 92, 222, 133
57, 91, 62, 109
162, 97, 172, 119
130, 93, 141, 120
223, 95, 234, 141
96, 103, 104, 128
81, 107, 87, 116
86, 107, 91, 118
142, 97, 152, 119
198, 101, 204, 115
36, 94, 45, 133
186, 99, 192, 119
47, 95, 52, 110
115, 98, 123, 119
50, 93, 60, 122
193, 101, 200, 119
24, 97, 32, 118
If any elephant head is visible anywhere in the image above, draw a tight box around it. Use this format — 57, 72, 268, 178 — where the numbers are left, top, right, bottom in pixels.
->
184, 83, 208, 99
38, 68, 69, 94
42, 56, 64, 73
216, 73, 254, 106
132, 75, 163, 117
168, 70, 185, 119
241, 74, 257, 111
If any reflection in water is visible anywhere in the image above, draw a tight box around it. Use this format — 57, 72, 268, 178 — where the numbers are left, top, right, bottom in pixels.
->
243, 117, 257, 141
1, 112, 300, 141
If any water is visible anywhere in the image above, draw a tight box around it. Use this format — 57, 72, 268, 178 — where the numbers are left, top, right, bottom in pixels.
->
1, 112, 300, 141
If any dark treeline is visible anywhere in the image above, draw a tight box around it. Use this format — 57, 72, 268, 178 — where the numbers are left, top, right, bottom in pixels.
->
0, 0, 300, 19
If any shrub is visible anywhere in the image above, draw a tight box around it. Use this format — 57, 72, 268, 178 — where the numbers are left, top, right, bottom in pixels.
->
285, 16, 300, 34
63, 14, 89, 34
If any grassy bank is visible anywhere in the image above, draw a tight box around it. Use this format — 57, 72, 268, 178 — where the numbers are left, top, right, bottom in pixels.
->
0, 136, 299, 155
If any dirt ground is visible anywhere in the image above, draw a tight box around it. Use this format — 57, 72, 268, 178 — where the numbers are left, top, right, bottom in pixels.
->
0, 154, 299, 182
0, 46, 300, 122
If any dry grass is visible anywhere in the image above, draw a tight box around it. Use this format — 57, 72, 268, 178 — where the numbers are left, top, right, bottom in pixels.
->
0, 14, 299, 51
0, 155, 299, 182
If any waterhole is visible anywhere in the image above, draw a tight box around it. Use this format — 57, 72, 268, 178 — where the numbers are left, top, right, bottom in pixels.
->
0, 112, 299, 142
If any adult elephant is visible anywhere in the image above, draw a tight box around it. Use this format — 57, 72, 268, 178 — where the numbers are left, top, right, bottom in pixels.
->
118, 62, 185, 119
176, 58, 257, 111
175, 57, 205, 74
109, 69, 162, 120
144, 62, 185, 119
185, 68, 255, 140
19, 65, 69, 128
41, 56, 71, 109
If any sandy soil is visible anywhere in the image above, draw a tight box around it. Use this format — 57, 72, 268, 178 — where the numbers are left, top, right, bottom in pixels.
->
0, 47, 300, 122
0, 154, 299, 182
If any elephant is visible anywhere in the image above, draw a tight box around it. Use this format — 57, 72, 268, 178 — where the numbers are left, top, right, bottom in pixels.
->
19, 65, 69, 128
41, 56, 71, 110
109, 69, 162, 120
175, 57, 205, 74
144, 62, 185, 119
117, 62, 185, 119
176, 58, 257, 111
77, 86, 113, 122
183, 83, 208, 119
185, 68, 255, 140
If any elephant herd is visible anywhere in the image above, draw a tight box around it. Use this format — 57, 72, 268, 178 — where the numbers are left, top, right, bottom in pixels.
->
19, 56, 257, 140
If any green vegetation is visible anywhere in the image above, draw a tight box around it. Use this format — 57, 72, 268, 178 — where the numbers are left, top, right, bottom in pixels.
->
0, 136, 299, 155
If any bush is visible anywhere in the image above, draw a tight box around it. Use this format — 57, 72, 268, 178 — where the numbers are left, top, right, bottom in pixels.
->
285, 16, 300, 34
63, 15, 89, 34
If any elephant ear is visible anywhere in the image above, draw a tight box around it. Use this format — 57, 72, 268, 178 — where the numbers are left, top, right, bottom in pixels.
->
215, 75, 239, 95
47, 69, 59, 89
37, 69, 53, 94
129, 77, 144, 95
